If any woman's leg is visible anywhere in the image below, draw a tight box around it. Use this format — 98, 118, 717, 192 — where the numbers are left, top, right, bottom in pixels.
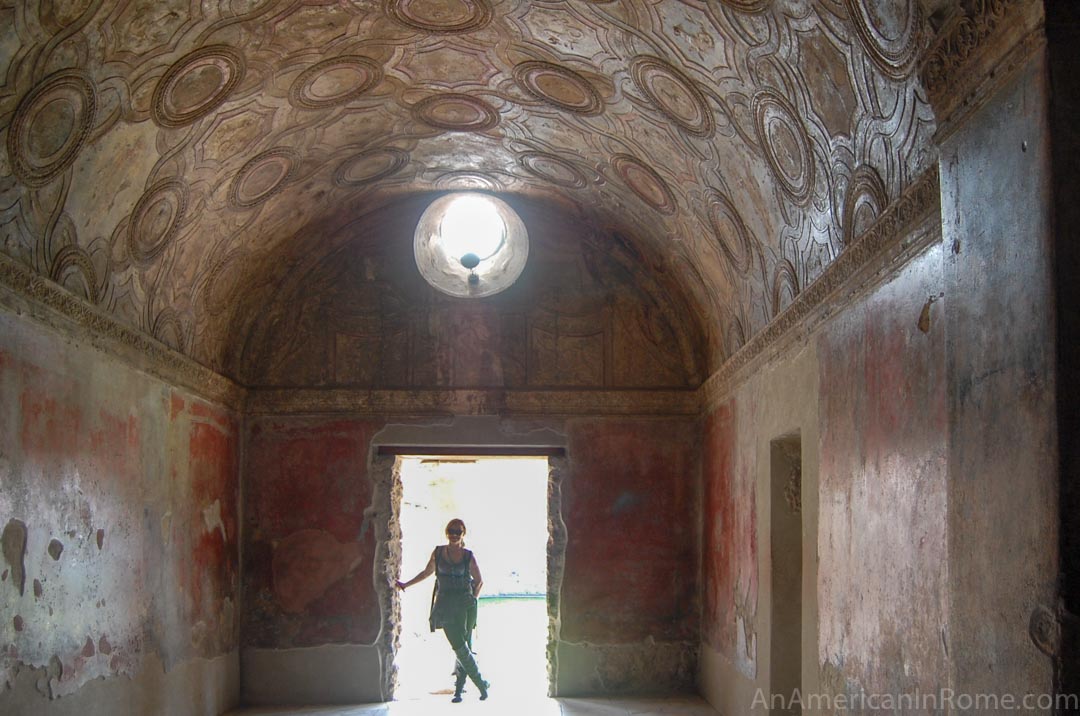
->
442, 611, 488, 700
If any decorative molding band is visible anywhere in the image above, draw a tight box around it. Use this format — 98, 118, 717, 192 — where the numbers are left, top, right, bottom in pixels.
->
920, 0, 1045, 140
245, 387, 701, 416
700, 164, 942, 411
0, 251, 245, 409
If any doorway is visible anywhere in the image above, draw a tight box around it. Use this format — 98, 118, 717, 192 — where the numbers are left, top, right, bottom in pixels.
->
393, 455, 551, 700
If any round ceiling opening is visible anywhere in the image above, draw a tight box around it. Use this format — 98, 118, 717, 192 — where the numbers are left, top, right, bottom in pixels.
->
414, 192, 529, 298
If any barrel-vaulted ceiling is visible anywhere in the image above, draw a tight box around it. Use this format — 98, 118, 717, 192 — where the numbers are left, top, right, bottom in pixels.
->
0, 0, 941, 382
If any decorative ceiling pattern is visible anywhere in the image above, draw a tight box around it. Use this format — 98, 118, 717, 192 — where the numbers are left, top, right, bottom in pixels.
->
0, 0, 940, 379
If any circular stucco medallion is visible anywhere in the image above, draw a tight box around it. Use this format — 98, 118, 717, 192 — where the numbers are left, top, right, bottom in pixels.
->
289, 56, 383, 110
705, 189, 754, 275
414, 192, 528, 298
384, 0, 493, 33
7, 70, 97, 187
610, 153, 677, 215
519, 151, 588, 189
411, 93, 499, 132
127, 179, 189, 264
630, 56, 713, 137
513, 61, 603, 116
229, 148, 299, 209
334, 148, 409, 187
152, 45, 245, 128
753, 89, 814, 206
844, 0, 920, 80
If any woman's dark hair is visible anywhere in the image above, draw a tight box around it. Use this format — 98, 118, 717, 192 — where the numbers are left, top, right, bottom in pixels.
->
446, 518, 466, 535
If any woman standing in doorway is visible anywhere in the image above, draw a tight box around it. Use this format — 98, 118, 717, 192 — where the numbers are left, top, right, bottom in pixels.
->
397, 518, 490, 702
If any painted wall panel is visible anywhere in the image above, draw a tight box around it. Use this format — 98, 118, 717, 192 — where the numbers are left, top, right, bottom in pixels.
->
242, 418, 383, 648
561, 418, 698, 644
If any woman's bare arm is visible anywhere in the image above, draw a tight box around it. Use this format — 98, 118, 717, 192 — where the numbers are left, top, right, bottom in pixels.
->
396, 549, 436, 590
470, 556, 483, 598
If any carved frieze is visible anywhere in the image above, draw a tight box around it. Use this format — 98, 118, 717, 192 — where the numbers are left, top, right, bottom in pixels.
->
920, 0, 1045, 136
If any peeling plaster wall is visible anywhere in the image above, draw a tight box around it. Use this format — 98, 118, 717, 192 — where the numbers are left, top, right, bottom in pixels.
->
239, 414, 699, 702
0, 309, 240, 715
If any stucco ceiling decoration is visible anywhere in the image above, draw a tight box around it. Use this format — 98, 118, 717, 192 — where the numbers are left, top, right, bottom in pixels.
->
228, 148, 300, 209
0, 0, 944, 381
514, 61, 604, 116
630, 56, 714, 138
127, 179, 189, 264
334, 148, 411, 187
7, 70, 97, 187
610, 154, 678, 216
519, 151, 590, 189
411, 93, 501, 132
288, 56, 384, 110
387, 0, 495, 34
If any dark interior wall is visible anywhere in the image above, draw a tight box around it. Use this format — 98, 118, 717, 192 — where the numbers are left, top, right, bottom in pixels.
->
237, 196, 704, 390
1046, 3, 1080, 695
939, 47, 1058, 702
0, 311, 240, 715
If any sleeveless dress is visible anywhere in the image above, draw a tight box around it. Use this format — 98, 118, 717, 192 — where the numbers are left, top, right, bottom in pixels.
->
429, 545, 476, 632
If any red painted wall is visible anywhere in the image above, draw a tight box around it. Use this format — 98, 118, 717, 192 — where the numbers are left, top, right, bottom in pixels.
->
240, 416, 699, 654
560, 418, 698, 644
0, 316, 240, 699
242, 417, 383, 647
701, 401, 757, 673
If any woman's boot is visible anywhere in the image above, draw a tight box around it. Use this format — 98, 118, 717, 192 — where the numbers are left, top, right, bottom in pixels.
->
452, 644, 490, 700
451, 665, 467, 703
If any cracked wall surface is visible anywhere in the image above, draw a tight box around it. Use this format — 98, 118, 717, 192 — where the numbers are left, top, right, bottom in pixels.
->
0, 308, 240, 714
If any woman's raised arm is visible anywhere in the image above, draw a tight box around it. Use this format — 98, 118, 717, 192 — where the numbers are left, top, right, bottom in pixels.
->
396, 549, 437, 590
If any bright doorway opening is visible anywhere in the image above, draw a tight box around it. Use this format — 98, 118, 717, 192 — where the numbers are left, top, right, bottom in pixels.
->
394, 455, 550, 701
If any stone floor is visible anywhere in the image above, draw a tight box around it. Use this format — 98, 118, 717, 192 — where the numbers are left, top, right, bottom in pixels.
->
225, 694, 721, 716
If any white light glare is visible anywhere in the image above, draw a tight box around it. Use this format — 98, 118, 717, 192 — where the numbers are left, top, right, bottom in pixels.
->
438, 194, 506, 262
